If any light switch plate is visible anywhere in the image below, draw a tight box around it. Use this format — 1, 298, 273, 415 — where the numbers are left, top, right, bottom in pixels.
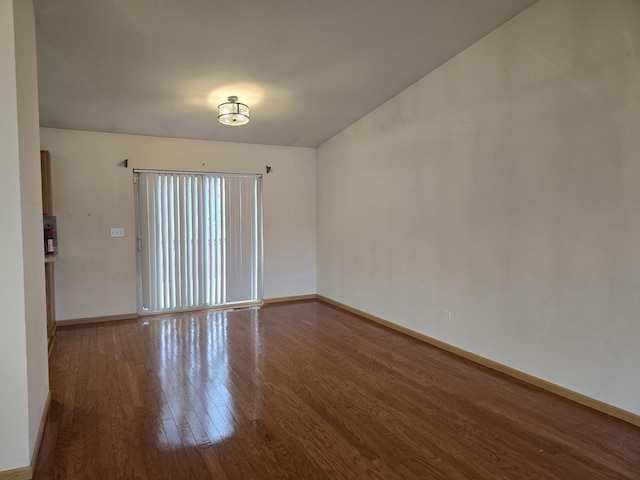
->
110, 228, 125, 238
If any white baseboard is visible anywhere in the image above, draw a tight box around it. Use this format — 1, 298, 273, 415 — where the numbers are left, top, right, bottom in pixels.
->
56, 312, 138, 327
317, 295, 640, 428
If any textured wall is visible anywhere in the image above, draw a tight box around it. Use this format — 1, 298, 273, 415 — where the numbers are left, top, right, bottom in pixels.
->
0, 0, 49, 471
318, 0, 640, 415
14, 0, 49, 463
0, 0, 30, 470
40, 128, 317, 320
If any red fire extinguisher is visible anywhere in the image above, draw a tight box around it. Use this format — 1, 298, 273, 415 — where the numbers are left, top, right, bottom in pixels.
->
45, 226, 55, 254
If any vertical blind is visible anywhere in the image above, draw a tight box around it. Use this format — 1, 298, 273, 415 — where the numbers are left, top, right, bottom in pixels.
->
136, 171, 262, 314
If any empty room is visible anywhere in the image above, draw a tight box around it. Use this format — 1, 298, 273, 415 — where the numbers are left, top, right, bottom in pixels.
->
1, 0, 639, 478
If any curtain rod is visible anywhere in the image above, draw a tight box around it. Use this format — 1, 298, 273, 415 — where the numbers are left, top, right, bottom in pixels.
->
133, 168, 263, 178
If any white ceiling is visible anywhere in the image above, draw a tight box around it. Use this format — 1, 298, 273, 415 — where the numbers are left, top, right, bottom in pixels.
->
34, 0, 537, 148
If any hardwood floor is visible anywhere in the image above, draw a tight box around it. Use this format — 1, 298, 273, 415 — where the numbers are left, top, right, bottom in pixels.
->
33, 300, 640, 479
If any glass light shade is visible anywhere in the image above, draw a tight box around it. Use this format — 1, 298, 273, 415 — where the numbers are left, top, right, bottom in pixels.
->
218, 97, 250, 126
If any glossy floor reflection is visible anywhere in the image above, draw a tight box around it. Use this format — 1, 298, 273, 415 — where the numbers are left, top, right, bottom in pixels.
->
34, 301, 640, 479
152, 310, 237, 447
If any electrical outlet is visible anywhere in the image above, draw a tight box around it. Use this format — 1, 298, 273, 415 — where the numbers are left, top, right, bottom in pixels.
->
110, 228, 125, 238
300, 273, 309, 279
441, 309, 452, 320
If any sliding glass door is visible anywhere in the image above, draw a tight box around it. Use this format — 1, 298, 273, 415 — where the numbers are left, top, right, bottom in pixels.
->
135, 170, 262, 314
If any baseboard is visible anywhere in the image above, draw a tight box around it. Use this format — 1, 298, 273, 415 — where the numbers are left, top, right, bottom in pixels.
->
0, 391, 50, 480
56, 312, 138, 327
30, 391, 51, 474
56, 299, 316, 326
57, 298, 315, 326
263, 294, 317, 304
316, 295, 640, 428
47, 334, 56, 358
0, 466, 31, 480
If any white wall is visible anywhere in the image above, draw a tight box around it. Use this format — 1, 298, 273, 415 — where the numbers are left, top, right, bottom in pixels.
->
0, 0, 49, 471
39, 128, 317, 320
14, 0, 49, 461
317, 0, 640, 415
0, 0, 30, 470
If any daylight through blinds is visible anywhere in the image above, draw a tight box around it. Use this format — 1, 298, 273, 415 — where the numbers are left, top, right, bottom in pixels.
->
136, 171, 262, 314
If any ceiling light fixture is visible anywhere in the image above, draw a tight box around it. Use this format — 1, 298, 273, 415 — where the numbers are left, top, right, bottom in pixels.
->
218, 96, 250, 126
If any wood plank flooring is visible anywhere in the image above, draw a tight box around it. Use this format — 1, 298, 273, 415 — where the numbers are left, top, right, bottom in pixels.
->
33, 300, 640, 479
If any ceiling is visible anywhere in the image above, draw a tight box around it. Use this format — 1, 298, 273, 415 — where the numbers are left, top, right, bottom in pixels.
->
34, 0, 537, 148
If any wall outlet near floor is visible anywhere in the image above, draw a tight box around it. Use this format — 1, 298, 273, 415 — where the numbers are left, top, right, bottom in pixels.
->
110, 227, 125, 238
441, 309, 452, 320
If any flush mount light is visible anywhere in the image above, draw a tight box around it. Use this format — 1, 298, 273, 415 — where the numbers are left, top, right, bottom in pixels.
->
218, 96, 250, 126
